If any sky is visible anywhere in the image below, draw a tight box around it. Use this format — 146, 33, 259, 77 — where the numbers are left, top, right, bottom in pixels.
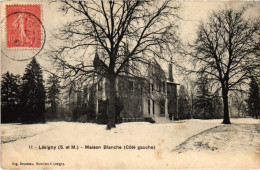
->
1, 1, 260, 82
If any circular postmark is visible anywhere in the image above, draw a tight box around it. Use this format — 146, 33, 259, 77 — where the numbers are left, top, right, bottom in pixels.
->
1, 9, 46, 61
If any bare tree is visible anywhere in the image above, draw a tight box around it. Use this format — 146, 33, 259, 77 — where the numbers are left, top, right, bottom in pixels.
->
185, 79, 197, 119
187, 6, 259, 124
231, 91, 247, 118
47, 0, 180, 129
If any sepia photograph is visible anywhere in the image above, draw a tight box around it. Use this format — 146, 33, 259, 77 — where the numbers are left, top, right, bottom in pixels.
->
1, 0, 260, 169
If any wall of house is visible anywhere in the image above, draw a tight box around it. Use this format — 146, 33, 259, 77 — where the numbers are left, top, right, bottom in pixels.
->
141, 80, 169, 118
142, 96, 149, 116
142, 96, 166, 118
118, 77, 143, 118
154, 100, 161, 115
165, 98, 169, 118
93, 76, 172, 120
120, 96, 143, 118
99, 76, 142, 118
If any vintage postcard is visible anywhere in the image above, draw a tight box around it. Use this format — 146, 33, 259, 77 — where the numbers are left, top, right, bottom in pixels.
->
1, 0, 260, 169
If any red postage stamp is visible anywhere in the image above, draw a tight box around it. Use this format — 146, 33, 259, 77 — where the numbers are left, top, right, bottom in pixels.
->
6, 5, 41, 48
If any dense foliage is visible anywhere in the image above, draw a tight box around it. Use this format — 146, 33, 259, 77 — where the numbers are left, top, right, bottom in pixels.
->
1, 58, 46, 123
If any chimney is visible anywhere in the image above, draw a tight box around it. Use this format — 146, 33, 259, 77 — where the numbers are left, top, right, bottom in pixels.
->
124, 43, 130, 74
169, 57, 173, 82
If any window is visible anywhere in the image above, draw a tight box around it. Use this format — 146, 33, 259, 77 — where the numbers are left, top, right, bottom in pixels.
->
129, 81, 134, 91
162, 82, 165, 92
152, 100, 155, 115
148, 100, 150, 114
138, 106, 141, 112
98, 80, 102, 91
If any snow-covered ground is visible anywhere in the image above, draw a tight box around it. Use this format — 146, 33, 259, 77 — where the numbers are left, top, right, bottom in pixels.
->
174, 123, 260, 153
1, 118, 259, 169
1, 123, 55, 144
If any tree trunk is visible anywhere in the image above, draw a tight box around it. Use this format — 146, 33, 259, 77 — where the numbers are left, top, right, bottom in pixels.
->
107, 75, 116, 130
222, 89, 231, 124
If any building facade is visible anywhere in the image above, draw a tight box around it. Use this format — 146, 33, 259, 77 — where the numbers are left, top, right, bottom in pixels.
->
66, 54, 179, 122
91, 59, 179, 122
